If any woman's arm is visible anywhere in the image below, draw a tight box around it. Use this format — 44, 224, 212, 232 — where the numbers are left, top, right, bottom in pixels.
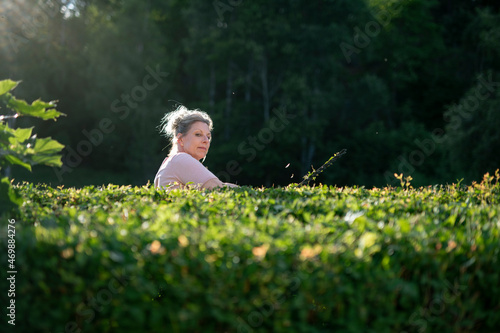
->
202, 178, 239, 190
169, 153, 238, 189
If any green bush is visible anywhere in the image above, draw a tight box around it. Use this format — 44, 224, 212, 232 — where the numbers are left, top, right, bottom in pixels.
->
4, 173, 500, 332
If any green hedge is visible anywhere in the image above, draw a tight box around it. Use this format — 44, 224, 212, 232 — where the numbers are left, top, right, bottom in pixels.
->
3, 174, 500, 332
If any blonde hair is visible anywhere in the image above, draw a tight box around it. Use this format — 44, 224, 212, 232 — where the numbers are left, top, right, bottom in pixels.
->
159, 105, 213, 156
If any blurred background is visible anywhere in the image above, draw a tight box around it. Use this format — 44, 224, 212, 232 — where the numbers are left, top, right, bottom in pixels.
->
1, 0, 499, 188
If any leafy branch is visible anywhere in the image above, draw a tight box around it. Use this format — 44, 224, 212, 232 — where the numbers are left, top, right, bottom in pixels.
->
298, 149, 347, 186
0, 79, 65, 212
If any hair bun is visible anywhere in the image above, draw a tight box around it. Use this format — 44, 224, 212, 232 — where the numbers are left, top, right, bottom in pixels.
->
161, 105, 190, 138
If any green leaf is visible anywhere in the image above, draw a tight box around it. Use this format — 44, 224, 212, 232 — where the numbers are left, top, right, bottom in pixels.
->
359, 231, 377, 249
7, 97, 64, 120
0, 122, 16, 140
3, 154, 32, 171
397, 219, 411, 234
0, 79, 19, 96
32, 137, 65, 167
13, 127, 33, 143
33, 136, 65, 154
0, 177, 23, 213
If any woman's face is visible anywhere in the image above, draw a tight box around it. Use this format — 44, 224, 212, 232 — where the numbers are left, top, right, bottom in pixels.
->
177, 121, 211, 161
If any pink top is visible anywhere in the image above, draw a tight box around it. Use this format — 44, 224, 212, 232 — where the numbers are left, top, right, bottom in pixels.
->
154, 152, 218, 190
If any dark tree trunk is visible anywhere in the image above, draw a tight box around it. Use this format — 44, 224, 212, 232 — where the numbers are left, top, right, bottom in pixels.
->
225, 60, 233, 140
259, 57, 270, 123
209, 64, 216, 110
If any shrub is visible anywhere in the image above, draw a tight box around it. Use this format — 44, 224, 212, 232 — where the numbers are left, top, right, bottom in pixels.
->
5, 174, 500, 332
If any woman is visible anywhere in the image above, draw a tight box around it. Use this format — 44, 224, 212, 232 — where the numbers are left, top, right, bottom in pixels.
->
154, 105, 238, 190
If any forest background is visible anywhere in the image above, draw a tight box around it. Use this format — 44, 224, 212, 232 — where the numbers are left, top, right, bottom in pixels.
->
1, 0, 499, 188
